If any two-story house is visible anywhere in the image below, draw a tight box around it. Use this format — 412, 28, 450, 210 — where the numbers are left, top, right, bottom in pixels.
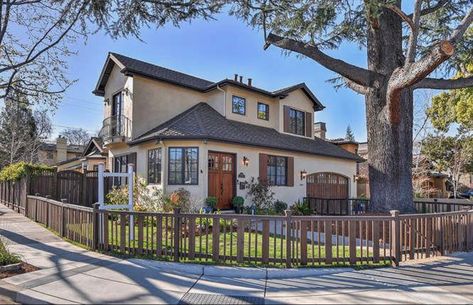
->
93, 53, 361, 209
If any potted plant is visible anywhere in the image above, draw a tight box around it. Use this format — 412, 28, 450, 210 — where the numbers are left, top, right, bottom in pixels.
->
205, 196, 217, 212
232, 196, 244, 214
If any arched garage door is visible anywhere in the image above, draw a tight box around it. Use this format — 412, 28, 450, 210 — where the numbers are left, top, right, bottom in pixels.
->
306, 172, 349, 215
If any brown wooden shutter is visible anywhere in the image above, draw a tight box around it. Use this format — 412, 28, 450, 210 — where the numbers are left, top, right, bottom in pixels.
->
305, 112, 312, 137
287, 157, 294, 186
283, 105, 290, 132
259, 153, 268, 183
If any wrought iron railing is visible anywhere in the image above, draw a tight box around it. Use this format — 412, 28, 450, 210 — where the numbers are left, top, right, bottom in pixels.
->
98, 115, 131, 141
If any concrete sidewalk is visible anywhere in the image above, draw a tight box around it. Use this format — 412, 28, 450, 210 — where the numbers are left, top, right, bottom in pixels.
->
1, 203, 473, 304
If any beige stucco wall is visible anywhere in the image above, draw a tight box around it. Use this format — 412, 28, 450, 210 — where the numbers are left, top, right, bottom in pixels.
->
131, 76, 209, 138
108, 139, 357, 208
223, 85, 279, 129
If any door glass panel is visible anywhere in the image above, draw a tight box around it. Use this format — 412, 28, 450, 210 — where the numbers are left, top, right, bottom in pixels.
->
222, 155, 232, 172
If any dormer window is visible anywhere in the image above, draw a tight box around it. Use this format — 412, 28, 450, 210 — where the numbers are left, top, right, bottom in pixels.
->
289, 108, 305, 136
232, 96, 246, 115
257, 102, 269, 120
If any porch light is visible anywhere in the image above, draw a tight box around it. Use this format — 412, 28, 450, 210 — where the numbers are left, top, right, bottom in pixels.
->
300, 170, 307, 180
242, 156, 249, 166
354, 174, 360, 181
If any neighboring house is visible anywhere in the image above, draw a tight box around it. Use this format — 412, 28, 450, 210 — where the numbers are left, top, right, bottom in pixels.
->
320, 129, 461, 199
93, 53, 361, 209
38, 136, 84, 167
56, 137, 110, 172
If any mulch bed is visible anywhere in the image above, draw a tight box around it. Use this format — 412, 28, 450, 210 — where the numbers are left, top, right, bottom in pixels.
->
0, 262, 39, 279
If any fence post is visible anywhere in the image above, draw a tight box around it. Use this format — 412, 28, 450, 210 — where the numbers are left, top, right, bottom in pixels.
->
92, 203, 100, 251
82, 169, 88, 206
52, 171, 58, 200
61, 199, 67, 237
285, 210, 292, 268
45, 195, 51, 228
391, 210, 401, 266
173, 208, 181, 262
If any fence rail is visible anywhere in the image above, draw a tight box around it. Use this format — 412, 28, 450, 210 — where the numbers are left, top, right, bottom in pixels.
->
4, 195, 471, 268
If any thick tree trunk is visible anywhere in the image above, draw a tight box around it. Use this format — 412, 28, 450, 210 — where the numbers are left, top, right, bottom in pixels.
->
366, 4, 415, 213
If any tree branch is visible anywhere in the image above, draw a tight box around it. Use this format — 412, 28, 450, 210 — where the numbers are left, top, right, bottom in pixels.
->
343, 78, 369, 95
405, 0, 423, 64
386, 4, 414, 30
264, 33, 380, 87
414, 76, 473, 89
407, 0, 449, 19
449, 5, 473, 44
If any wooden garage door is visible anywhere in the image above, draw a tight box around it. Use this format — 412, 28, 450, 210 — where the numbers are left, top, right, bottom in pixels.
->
306, 172, 349, 215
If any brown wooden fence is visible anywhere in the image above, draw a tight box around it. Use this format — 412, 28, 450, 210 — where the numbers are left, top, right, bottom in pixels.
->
0, 169, 115, 208
9, 195, 473, 267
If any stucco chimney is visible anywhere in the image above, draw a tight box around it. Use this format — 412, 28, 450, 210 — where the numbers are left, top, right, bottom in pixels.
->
314, 122, 327, 140
56, 136, 68, 163
248, 78, 252, 86
234, 74, 238, 81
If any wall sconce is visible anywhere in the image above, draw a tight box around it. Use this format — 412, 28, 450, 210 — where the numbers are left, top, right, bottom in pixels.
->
353, 174, 360, 181
300, 170, 307, 180
242, 156, 249, 167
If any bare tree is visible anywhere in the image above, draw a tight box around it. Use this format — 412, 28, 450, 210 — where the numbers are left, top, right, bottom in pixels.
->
59, 127, 90, 146
0, 93, 52, 167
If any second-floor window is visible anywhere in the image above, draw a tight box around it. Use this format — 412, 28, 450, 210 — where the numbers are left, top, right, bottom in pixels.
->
148, 148, 162, 184
289, 108, 305, 136
232, 96, 246, 115
257, 102, 269, 120
168, 147, 199, 185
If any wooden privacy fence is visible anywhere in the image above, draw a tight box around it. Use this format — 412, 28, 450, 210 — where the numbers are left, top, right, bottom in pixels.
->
14, 195, 473, 267
0, 169, 116, 209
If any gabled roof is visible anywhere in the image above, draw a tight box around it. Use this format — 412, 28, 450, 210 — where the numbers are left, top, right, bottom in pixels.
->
93, 53, 324, 111
82, 137, 105, 157
130, 103, 361, 161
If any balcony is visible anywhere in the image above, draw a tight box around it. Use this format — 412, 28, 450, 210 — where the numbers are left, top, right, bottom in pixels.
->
99, 115, 132, 144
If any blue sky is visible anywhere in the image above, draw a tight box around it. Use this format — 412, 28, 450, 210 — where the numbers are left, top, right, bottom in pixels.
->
55, 13, 367, 141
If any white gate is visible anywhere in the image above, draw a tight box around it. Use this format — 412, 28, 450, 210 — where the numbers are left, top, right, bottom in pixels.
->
97, 163, 134, 241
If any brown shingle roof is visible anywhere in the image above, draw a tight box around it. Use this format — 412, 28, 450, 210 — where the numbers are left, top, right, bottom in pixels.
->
130, 103, 361, 161
93, 53, 324, 111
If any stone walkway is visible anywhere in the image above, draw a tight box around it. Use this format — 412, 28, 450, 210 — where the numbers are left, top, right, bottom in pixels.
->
1, 203, 473, 304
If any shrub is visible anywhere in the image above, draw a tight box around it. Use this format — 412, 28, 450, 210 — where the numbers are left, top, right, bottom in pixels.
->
0, 239, 20, 266
232, 196, 244, 208
273, 200, 288, 214
245, 177, 274, 212
205, 196, 218, 209
290, 200, 311, 215
0, 162, 53, 181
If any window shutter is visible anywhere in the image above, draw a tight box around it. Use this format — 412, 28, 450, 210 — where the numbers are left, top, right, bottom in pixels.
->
283, 106, 290, 132
287, 157, 294, 186
305, 112, 312, 137
259, 153, 268, 183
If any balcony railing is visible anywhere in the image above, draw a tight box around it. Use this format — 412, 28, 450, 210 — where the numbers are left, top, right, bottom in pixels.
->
99, 115, 131, 143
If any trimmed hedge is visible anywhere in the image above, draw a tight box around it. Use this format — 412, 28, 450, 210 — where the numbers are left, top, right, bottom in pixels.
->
0, 162, 53, 182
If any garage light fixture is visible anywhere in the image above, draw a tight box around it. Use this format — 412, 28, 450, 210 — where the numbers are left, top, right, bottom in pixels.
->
300, 170, 307, 180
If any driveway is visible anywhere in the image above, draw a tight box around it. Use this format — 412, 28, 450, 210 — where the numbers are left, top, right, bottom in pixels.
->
1, 203, 473, 304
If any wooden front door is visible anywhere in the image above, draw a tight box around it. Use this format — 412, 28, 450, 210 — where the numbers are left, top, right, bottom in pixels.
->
208, 152, 235, 209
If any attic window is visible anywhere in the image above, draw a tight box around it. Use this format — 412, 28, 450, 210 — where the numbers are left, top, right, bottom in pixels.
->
232, 96, 246, 115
